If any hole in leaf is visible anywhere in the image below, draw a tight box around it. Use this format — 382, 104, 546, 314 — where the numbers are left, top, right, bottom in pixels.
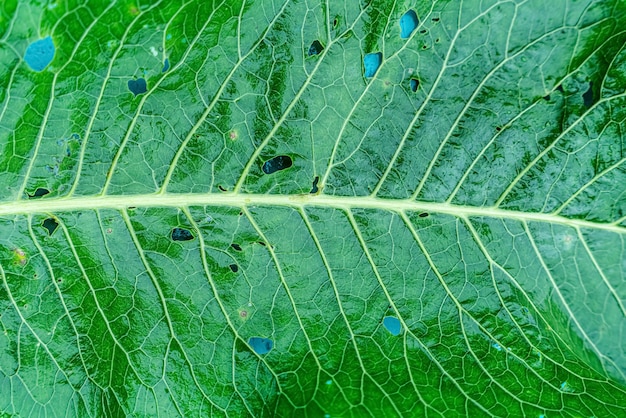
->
399, 10, 419, 39
218, 185, 228, 192
248, 337, 273, 355
262, 155, 293, 174
231, 243, 242, 251
24, 36, 55, 71
495, 126, 502, 132
128, 78, 147, 96
162, 58, 170, 72
582, 81, 594, 107
418, 212, 429, 218
332, 17, 338, 28
383, 316, 402, 336
229, 263, 239, 272
171, 227, 194, 241
310, 176, 320, 194
364, 52, 382, 78
308, 40, 324, 56
432, 17, 440, 22
556, 84, 564, 93
257, 241, 266, 246
543, 94, 550, 101
410, 78, 419, 92
28, 188, 50, 198
42, 218, 59, 235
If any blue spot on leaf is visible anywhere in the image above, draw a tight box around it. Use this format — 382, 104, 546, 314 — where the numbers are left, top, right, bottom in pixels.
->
248, 337, 273, 355
400, 10, 419, 39
162, 58, 170, 72
128, 78, 147, 96
383, 316, 402, 336
24, 36, 55, 71
364, 52, 382, 78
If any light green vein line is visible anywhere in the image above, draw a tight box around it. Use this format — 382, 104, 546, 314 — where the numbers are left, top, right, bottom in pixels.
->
181, 206, 275, 417
523, 220, 622, 378
102, 0, 221, 195
241, 207, 325, 384
160, 341, 186, 418
462, 217, 570, 392
159, 0, 291, 193
373, 1, 507, 198
398, 211, 492, 415
577, 227, 626, 318
406, 213, 548, 410
69, 0, 170, 196
0, 0, 20, 44
321, 2, 436, 191
17, 1, 120, 199
466, 216, 626, 396
553, 156, 626, 216
495, 91, 626, 207
344, 210, 415, 415
0, 51, 20, 124
121, 208, 223, 413
234, 4, 372, 193
298, 208, 369, 408
56, 215, 147, 387
2, 193, 624, 235
444, 24, 622, 205
26, 217, 96, 390
0, 265, 74, 392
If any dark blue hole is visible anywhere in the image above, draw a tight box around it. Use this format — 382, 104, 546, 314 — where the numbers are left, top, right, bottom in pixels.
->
410, 78, 419, 92
364, 52, 382, 78
162, 58, 170, 72
262, 155, 293, 174
249, 337, 273, 355
383, 316, 402, 336
308, 40, 324, 56
171, 227, 194, 241
24, 36, 55, 71
128, 78, 147, 96
400, 10, 419, 39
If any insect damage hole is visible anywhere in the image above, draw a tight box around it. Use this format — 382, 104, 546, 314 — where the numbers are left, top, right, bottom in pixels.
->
248, 337, 273, 355
171, 227, 194, 241
24, 36, 55, 71
364, 52, 382, 78
128, 78, 147, 96
262, 155, 293, 174
42, 218, 59, 235
310, 176, 320, 194
308, 40, 324, 56
28, 188, 50, 198
399, 10, 419, 39
383, 316, 402, 336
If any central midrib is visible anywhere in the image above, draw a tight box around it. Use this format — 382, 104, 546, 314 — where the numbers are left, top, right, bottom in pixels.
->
0, 193, 621, 233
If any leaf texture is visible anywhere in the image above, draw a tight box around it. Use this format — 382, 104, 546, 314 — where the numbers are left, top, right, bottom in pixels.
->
0, 0, 625, 416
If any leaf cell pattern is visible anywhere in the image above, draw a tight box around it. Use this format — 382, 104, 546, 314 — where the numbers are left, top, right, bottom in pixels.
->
0, 0, 625, 416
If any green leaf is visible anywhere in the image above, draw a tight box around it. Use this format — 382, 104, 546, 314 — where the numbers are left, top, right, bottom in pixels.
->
1, 0, 625, 416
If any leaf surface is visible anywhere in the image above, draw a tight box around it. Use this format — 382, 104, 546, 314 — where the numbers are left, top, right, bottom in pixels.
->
0, 0, 625, 416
